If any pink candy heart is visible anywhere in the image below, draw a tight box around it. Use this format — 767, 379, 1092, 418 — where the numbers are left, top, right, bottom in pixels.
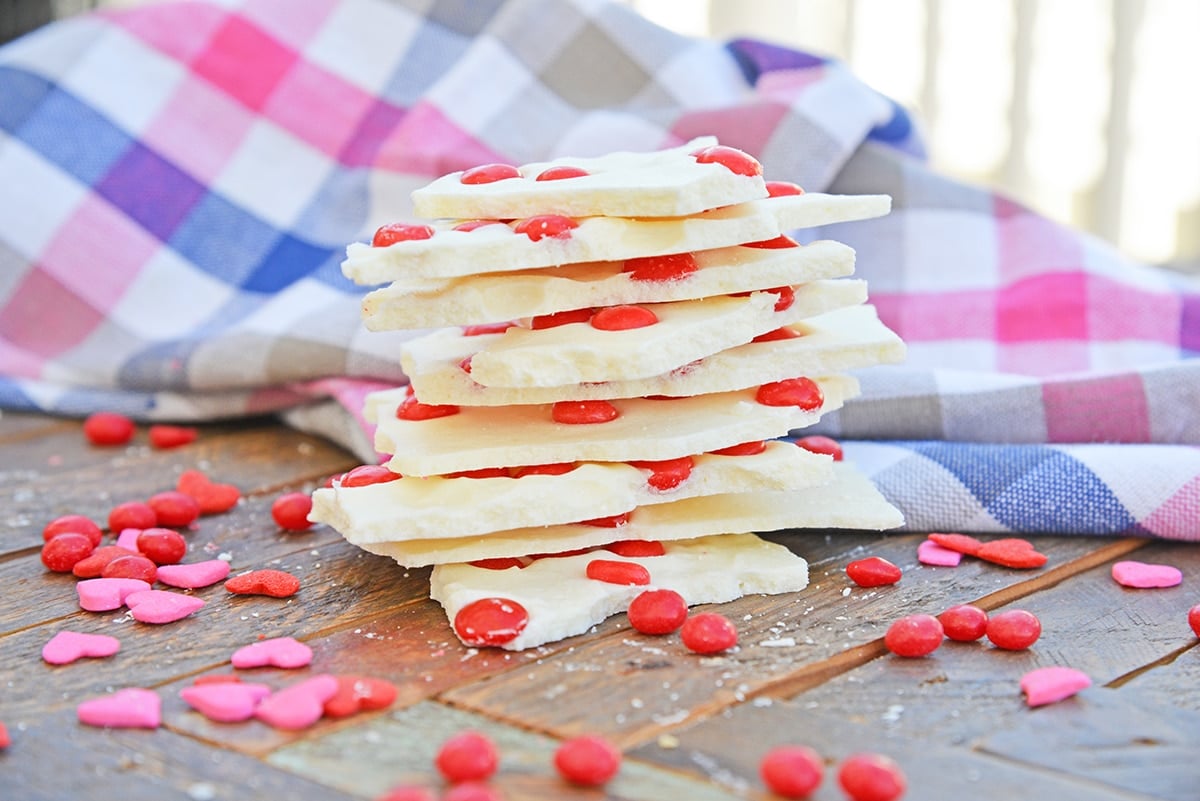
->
1020, 666, 1092, 707
42, 631, 121, 665
115, 527, 142, 552
77, 687, 161, 729
918, 539, 963, 567
125, 589, 206, 624
76, 578, 152, 612
231, 636, 313, 669
1111, 560, 1183, 589
255, 674, 338, 730
180, 681, 273, 723
156, 559, 232, 589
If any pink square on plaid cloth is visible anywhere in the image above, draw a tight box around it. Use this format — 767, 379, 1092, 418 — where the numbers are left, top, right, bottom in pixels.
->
0, 268, 104, 360
105, 2, 229, 63
871, 289, 996, 341
262, 59, 375, 157
0, 338, 44, 379
140, 75, 256, 185
240, 0, 339, 51
191, 14, 299, 112
997, 341, 1091, 376
1042, 372, 1151, 443
671, 101, 789, 162
995, 198, 1084, 282
373, 102, 508, 176
1139, 475, 1200, 540
37, 196, 158, 308
996, 272, 1088, 342
1087, 274, 1181, 345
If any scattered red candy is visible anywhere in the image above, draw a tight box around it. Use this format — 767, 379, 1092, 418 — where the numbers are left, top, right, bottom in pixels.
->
536, 165, 589, 180
72, 545, 138, 578
530, 307, 594, 329
755, 377, 824, 410
147, 491, 200, 528
627, 588, 688, 635
794, 435, 844, 461
435, 730, 499, 783
135, 528, 187, 565
224, 569, 301, 598
976, 538, 1047, 569
765, 180, 805, 197
108, 501, 157, 532
622, 252, 698, 281
460, 163, 520, 184
938, 604, 989, 642
604, 540, 665, 558
1189, 604, 1200, 638
454, 597, 529, 647
43, 514, 103, 547
590, 304, 658, 330
41, 533, 95, 572
396, 397, 460, 421
176, 469, 241, 514
884, 614, 944, 657
838, 753, 906, 801
101, 554, 157, 583
760, 744, 824, 799
554, 735, 622, 786
148, 424, 197, 449
712, 440, 767, 456
340, 465, 402, 487
680, 612, 738, 654
272, 492, 313, 531
0, 721, 9, 749
513, 214, 577, 241
986, 609, 1041, 650
83, 412, 135, 446
846, 556, 902, 587
628, 456, 693, 490
323, 675, 397, 718
926, 532, 983, 556
692, 145, 762, 176
586, 559, 650, 586
442, 782, 502, 801
552, 400, 619, 424
372, 223, 435, 246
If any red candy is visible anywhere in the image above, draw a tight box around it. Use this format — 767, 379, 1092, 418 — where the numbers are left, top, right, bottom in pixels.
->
72, 545, 138, 578
627, 589, 688, 635
435, 730, 498, 783
1189, 604, 1200, 638
43, 514, 103, 547
622, 252, 698, 281
755, 377, 824, 410
536, 165, 589, 181
680, 612, 738, 654
585, 559, 650, 586
765, 180, 805, 197
752, 327, 800, 343
460, 163, 520, 184
469, 557, 526, 570
590, 304, 658, 330
838, 753, 906, 801
377, 787, 436, 801
135, 528, 187, 565
454, 597, 529, 647
760, 744, 824, 799
41, 533, 95, 572
530, 307, 593, 329
396, 397, 460, 421
271, 492, 314, 531
108, 502, 157, 532
83, 411, 135, 446
552, 400, 619, 424
712, 440, 767, 456
340, 465, 401, 487
101, 554, 157, 583
554, 735, 621, 786
926, 532, 983, 556
986, 609, 1041, 650
938, 604, 989, 642
692, 145, 762, 176
884, 614, 944, 657
452, 220, 500, 233
513, 214, 577, 241
579, 511, 630, 528
442, 783, 501, 801
846, 556, 902, 587
0, 721, 9, 749
176, 469, 241, 515
224, 569, 301, 598
743, 235, 800, 249
794, 435, 843, 461
462, 322, 513, 336
446, 467, 510, 479
604, 540, 665, 558
148, 424, 197, 449
628, 456, 693, 490
372, 223, 435, 246
976, 538, 1048, 569
513, 462, 576, 477
323, 675, 397, 718
147, 491, 200, 528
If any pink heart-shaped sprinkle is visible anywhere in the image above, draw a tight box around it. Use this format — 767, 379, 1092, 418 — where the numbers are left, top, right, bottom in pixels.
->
1020, 666, 1092, 707
76, 578, 152, 612
231, 636, 313, 669
42, 631, 121, 665
77, 687, 161, 729
115, 527, 142, 552
918, 539, 963, 567
180, 681, 273, 723
156, 559, 232, 589
254, 674, 338, 730
1111, 560, 1183, 589
125, 590, 206, 624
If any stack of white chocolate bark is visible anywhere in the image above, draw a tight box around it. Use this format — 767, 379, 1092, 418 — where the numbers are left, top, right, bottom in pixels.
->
311, 138, 905, 650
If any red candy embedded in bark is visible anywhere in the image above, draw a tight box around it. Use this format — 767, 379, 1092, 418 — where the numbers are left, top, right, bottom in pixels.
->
760, 744, 824, 800
752, 326, 801, 343
372, 223, 435, 246
469, 557, 527, 570
986, 609, 1041, 650
446, 467, 510, 479
83, 412, 135, 446
323, 675, 397, 718
926, 532, 984, 556
73, 545, 139, 578
769, 285, 795, 310
101, 554, 157, 583
765, 180, 805, 197
885, 614, 944, 657
552, 400, 619, 424
136, 528, 187, 565
939, 604, 989, 642
225, 569, 301, 598
462, 321, 513, 336
586, 559, 651, 586
272, 492, 313, 531
513, 214, 577, 241
846, 556, 902, 587
396, 396, 460, 421
628, 456, 693, 490
622, 252, 698, 281
756, 377, 824, 410
627, 588, 687, 635
711, 440, 767, 456
340, 465, 401, 487
41, 533, 95, 572
536, 165, 589, 180
108, 502, 157, 532
744, 235, 800, 249
692, 145, 762, 176
530, 307, 594, 329
681, 612, 739, 654
795, 435, 844, 461
452, 219, 505, 233
590, 305, 658, 330
977, 538, 1048, 569
512, 462, 577, 477
147, 491, 200, 527
604, 540, 666, 558
454, 597, 529, 647
148, 424, 197, 449
43, 514, 103, 547
579, 511, 631, 528
460, 163, 520, 184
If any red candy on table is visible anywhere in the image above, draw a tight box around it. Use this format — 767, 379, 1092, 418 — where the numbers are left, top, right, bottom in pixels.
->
760, 744, 824, 799
323, 675, 397, 718
838, 753, 907, 801
622, 252, 698, 281
554, 735, 622, 786
938, 604, 989, 642
442, 783, 502, 801
846, 556, 902, 587
755, 377, 824, 410
108, 501, 157, 532
585, 559, 651, 586
134, 528, 187, 565
83, 411, 135, 446
884, 614, 944, 657
271, 492, 313, 531
1189, 604, 1200, 638
43, 514, 103, 547
435, 730, 498, 784
148, 424, 197, 449
513, 214, 577, 241
372, 222, 435, 246
72, 545, 137, 578
41, 533, 94, 572
926, 532, 984, 556
147, 491, 200, 527
794, 435, 844, 461
691, 144, 763, 176
552, 400, 619, 424
680, 612, 739, 654
460, 163, 520, 184
100, 554, 157, 583
976, 538, 1047, 569
986, 609, 1041, 650
225, 569, 301, 598
454, 597, 529, 647
627, 588, 688, 635
176, 469, 241, 514
590, 304, 658, 330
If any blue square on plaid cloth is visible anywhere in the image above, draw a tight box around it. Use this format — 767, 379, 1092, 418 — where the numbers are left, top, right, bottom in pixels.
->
244, 233, 340, 293
96, 142, 206, 242
0, 66, 55, 133
168, 191, 282, 287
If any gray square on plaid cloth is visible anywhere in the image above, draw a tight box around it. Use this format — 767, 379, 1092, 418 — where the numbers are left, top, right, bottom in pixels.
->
488, 0, 590, 73
477, 81, 581, 163
939, 383, 1048, 443
424, 0, 508, 37
834, 370, 945, 440
762, 110, 849, 193
382, 20, 477, 106
539, 20, 654, 109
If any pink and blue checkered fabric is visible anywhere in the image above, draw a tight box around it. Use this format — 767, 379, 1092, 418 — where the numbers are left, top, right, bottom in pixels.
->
2, 0, 1197, 538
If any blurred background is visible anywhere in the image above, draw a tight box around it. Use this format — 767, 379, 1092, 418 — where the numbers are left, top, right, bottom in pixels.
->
4, 0, 1197, 269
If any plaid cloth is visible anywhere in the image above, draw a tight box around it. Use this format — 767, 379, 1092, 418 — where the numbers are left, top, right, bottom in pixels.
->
2, 0, 1197, 539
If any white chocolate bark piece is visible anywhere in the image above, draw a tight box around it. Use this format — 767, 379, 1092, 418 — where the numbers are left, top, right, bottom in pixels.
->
403, 304, 902, 406
343, 193, 891, 284
411, 137, 769, 220
429, 532, 810, 651
309, 442, 832, 544
361, 239, 856, 330
370, 375, 857, 476
362, 463, 903, 566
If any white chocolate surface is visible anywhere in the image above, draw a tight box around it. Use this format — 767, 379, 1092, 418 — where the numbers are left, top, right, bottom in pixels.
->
429, 532, 810, 651
369, 375, 857, 476
343, 193, 891, 283
308, 442, 833, 543
361, 239, 856, 330
411, 137, 769, 220
403, 304, 901, 406
362, 463, 903, 566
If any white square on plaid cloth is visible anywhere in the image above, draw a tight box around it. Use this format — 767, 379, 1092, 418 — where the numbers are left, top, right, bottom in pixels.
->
304, 0, 421, 93
0, 139, 89, 260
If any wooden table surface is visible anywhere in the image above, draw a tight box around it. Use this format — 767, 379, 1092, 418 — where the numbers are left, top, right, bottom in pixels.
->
2, 410, 1197, 801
